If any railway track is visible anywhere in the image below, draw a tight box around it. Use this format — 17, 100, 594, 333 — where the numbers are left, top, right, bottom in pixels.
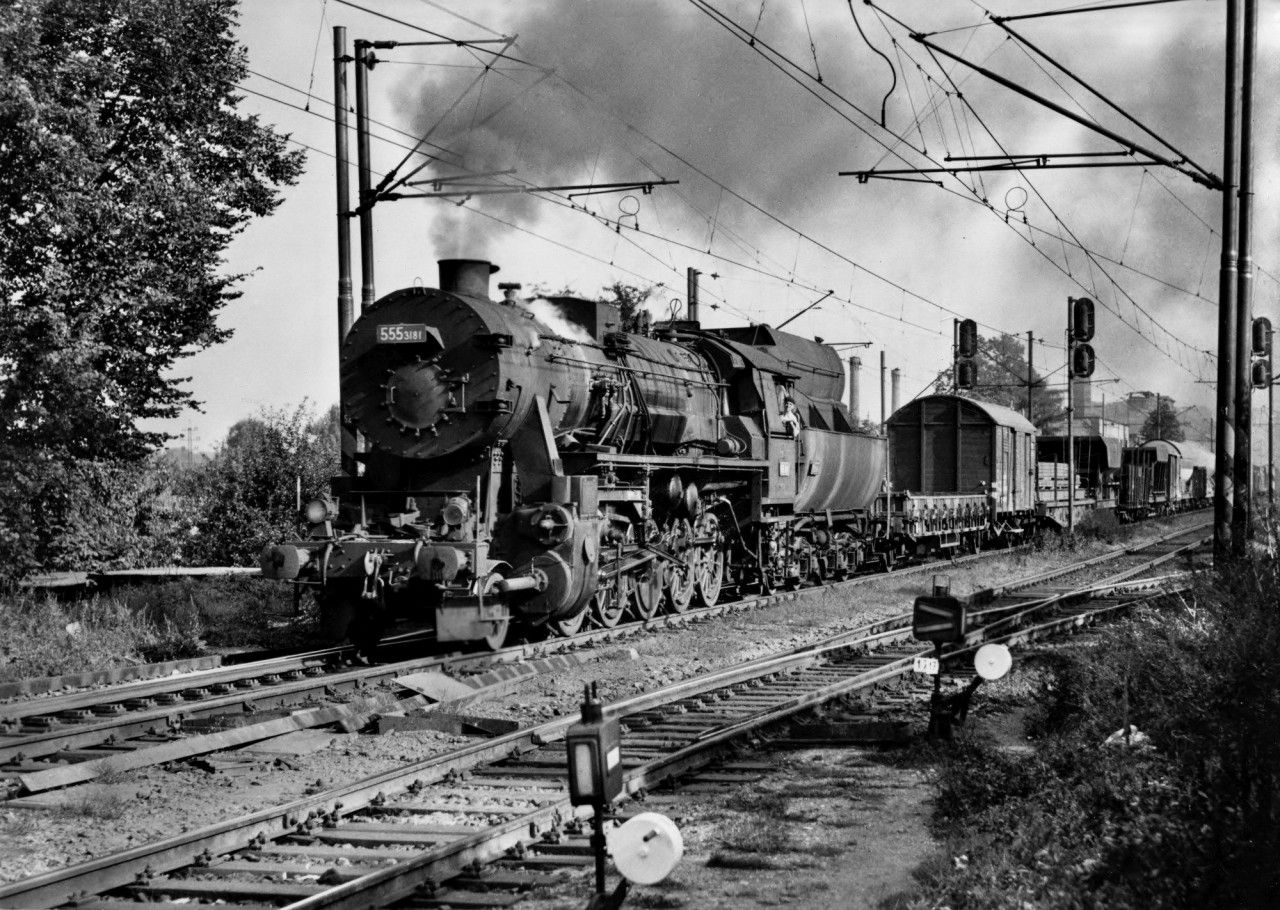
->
0, 525, 1208, 909
0, 518, 1205, 796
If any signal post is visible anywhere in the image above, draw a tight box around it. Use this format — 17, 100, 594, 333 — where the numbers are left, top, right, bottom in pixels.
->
1065, 298, 1096, 533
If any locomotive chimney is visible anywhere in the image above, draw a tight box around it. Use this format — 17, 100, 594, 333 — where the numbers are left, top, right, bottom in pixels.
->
439, 259, 500, 298
891, 367, 901, 413
687, 267, 700, 323
848, 356, 862, 418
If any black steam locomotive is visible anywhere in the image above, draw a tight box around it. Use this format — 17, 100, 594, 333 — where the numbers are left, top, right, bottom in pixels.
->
261, 259, 887, 649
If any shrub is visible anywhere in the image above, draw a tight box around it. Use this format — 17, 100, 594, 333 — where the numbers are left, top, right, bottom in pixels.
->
182, 402, 338, 566
0, 448, 192, 584
0, 591, 203, 681
918, 553, 1280, 909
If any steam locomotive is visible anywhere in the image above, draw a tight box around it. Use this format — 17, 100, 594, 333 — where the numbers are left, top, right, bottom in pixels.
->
260, 259, 887, 649
259, 257, 1205, 651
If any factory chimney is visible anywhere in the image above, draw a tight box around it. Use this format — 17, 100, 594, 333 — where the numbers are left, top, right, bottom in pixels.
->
687, 267, 700, 323
891, 368, 901, 414
848, 356, 862, 418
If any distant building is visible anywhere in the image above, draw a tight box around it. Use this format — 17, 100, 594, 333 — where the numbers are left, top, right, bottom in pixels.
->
1040, 380, 1130, 443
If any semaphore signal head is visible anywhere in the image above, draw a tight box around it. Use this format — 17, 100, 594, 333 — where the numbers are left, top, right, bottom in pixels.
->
1071, 343, 1096, 378
1071, 297, 1096, 343
1252, 358, 1271, 389
1252, 317, 1272, 357
957, 318, 978, 358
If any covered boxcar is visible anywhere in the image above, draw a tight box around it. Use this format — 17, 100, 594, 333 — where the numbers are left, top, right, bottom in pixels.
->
884, 394, 1038, 552
1121, 439, 1181, 519
1172, 440, 1213, 505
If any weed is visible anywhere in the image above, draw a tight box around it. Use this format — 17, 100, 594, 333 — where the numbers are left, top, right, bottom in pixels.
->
1, 811, 39, 837
60, 790, 128, 820
706, 851, 784, 870
912, 550, 1280, 909
624, 893, 686, 908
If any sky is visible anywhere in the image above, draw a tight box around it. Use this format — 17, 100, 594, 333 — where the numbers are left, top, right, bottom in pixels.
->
151, 0, 1280, 455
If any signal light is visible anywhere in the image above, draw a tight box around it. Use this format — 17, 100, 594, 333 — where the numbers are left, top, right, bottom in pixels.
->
1071, 297, 1095, 342
957, 360, 978, 390
1252, 358, 1271, 389
1252, 317, 1272, 357
1071, 343, 1096, 378
565, 682, 622, 807
957, 319, 978, 358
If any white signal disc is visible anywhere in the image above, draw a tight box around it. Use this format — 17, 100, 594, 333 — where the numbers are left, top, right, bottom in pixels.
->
607, 812, 683, 885
974, 643, 1013, 681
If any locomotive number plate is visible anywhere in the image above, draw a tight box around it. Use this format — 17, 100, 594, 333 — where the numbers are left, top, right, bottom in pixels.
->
377, 323, 430, 343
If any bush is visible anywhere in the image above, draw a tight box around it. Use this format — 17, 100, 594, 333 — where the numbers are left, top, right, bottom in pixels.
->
0, 448, 191, 584
0, 591, 204, 681
916, 553, 1280, 909
183, 402, 338, 566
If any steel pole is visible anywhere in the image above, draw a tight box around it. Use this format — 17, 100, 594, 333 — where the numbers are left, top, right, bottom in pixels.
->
952, 319, 959, 392
333, 28, 357, 478
1269, 374, 1274, 509
1067, 301, 1075, 533
882, 350, 890, 516
354, 40, 376, 309
333, 28, 354, 344
1232, 0, 1257, 551
1214, 0, 1242, 561
1026, 331, 1034, 422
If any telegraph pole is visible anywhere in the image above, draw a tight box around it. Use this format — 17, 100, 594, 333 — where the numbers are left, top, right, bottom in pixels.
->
1232, 0, 1258, 552
1214, 0, 1242, 561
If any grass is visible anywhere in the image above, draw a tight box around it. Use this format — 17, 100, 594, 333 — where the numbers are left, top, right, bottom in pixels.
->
0, 577, 313, 683
903, 546, 1280, 910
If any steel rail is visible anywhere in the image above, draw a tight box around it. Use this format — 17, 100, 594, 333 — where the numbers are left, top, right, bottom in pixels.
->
0, 520, 1207, 779
276, 582, 1201, 909
0, 532, 1208, 908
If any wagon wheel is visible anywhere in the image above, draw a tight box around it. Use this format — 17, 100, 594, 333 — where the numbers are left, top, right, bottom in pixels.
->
590, 574, 627, 628
549, 606, 588, 637
628, 560, 664, 621
694, 514, 724, 606
794, 537, 826, 586
481, 617, 510, 651
665, 518, 696, 613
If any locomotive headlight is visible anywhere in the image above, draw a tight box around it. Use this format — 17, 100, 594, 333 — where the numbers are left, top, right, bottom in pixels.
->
304, 499, 329, 524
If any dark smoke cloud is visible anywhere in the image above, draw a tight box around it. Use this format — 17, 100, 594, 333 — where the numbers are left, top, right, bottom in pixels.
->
391, 1, 1277, 406
396, 0, 905, 257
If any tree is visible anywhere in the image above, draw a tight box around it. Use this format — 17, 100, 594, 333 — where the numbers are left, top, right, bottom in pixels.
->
0, 0, 304, 460
184, 402, 339, 566
1140, 397, 1184, 442
604, 282, 655, 332
935, 333, 1064, 428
